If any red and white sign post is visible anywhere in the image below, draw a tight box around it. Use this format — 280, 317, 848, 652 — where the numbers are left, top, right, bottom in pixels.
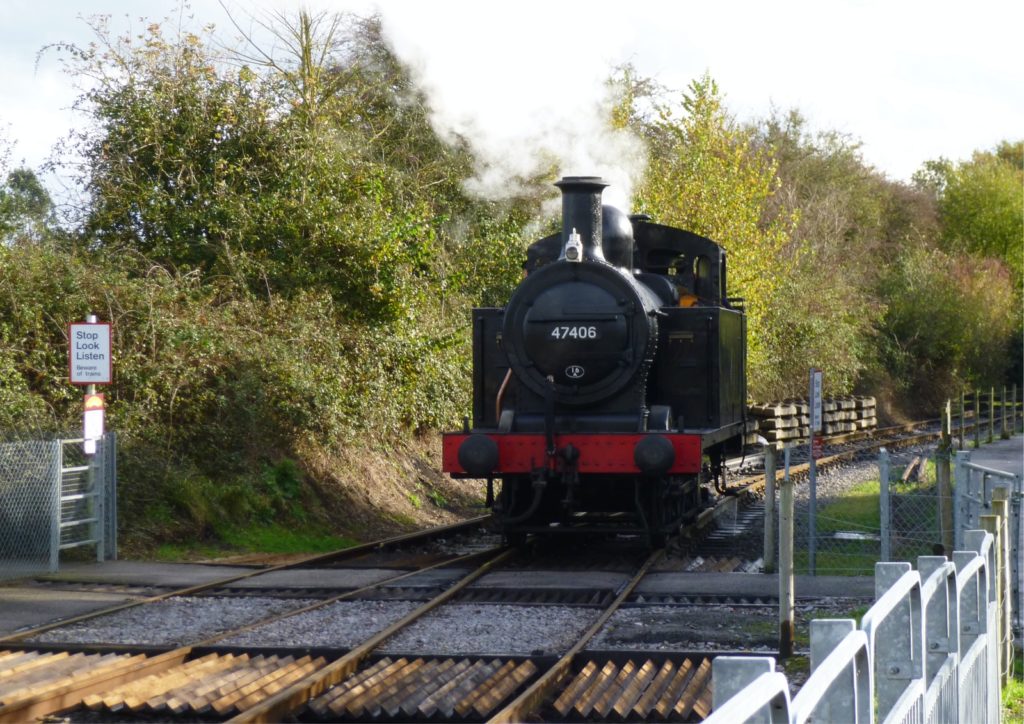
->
69, 315, 112, 454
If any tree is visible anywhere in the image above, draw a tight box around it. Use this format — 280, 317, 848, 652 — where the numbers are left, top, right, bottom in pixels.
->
618, 72, 795, 396
59, 13, 486, 324
0, 165, 52, 243
876, 246, 1017, 408
914, 141, 1024, 285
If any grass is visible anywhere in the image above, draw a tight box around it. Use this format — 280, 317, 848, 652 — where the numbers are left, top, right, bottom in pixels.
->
796, 465, 943, 575
155, 523, 356, 561
796, 479, 882, 575
217, 524, 357, 552
1005, 650, 1024, 722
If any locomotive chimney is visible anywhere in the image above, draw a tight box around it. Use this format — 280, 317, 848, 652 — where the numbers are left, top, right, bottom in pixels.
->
555, 176, 608, 263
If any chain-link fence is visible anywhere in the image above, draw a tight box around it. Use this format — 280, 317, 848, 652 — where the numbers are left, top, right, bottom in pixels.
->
784, 447, 943, 575
882, 452, 945, 563
953, 449, 1023, 638
0, 434, 117, 582
0, 439, 61, 580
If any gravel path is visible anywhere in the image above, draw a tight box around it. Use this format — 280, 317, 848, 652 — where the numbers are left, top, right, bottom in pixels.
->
30, 596, 314, 647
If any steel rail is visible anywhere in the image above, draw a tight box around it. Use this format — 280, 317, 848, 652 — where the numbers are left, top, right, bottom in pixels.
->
0, 546, 505, 722
487, 547, 665, 723
193, 545, 504, 648
229, 546, 519, 723
0, 516, 489, 645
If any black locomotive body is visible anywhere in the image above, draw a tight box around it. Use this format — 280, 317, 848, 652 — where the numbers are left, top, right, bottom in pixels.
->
443, 177, 747, 544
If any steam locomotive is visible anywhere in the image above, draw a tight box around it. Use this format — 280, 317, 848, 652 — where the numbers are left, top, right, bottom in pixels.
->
442, 176, 747, 545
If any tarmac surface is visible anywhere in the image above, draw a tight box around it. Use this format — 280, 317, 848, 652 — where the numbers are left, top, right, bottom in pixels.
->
967, 432, 1023, 479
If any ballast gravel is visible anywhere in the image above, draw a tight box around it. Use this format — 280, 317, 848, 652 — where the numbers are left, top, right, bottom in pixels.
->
220, 600, 420, 648
30, 596, 315, 647
380, 604, 598, 656
224, 601, 597, 655
589, 597, 865, 652
791, 442, 936, 506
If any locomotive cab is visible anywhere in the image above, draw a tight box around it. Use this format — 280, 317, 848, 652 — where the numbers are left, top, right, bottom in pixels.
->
443, 176, 747, 545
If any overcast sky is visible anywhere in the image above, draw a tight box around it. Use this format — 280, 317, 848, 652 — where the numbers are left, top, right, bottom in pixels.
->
1, 0, 1021, 201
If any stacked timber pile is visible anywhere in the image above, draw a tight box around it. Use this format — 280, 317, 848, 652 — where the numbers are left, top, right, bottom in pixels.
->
747, 400, 809, 445
746, 396, 876, 444
822, 395, 877, 435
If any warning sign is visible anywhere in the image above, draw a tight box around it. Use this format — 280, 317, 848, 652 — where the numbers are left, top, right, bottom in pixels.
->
811, 435, 824, 460
69, 322, 112, 385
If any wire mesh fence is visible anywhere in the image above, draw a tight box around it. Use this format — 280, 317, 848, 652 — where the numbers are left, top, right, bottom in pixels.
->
786, 448, 944, 575
794, 481, 881, 576
0, 439, 60, 580
888, 476, 944, 562
0, 434, 117, 582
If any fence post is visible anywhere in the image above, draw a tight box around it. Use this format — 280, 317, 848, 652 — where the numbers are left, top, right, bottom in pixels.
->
49, 440, 62, 573
779, 444, 795, 659
91, 441, 104, 563
974, 389, 981, 449
763, 443, 776, 573
936, 447, 953, 556
991, 487, 1012, 684
918, 555, 955, 687
1016, 473, 1023, 644
953, 450, 971, 550
981, 505, 1008, 685
988, 387, 995, 444
1013, 384, 1018, 436
107, 431, 118, 560
711, 656, 781, 719
880, 448, 891, 561
958, 390, 966, 449
1001, 386, 1009, 440
874, 561, 918, 720
809, 619, 858, 722
943, 399, 951, 448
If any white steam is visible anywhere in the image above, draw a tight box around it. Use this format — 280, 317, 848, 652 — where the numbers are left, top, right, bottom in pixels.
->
375, 1, 647, 211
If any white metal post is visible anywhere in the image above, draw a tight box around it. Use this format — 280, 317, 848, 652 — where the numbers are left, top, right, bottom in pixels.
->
48, 440, 61, 572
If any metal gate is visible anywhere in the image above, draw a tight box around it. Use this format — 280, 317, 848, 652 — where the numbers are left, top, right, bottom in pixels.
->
0, 433, 116, 581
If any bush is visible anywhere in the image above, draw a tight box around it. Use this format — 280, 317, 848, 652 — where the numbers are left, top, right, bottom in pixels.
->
875, 246, 1017, 410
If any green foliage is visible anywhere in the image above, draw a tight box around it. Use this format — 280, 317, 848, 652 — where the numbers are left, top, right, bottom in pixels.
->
0, 165, 52, 243
618, 72, 796, 396
915, 141, 1024, 285
215, 524, 356, 554
749, 110, 906, 398
1003, 650, 1024, 721
876, 246, 1017, 408
61, 13, 515, 327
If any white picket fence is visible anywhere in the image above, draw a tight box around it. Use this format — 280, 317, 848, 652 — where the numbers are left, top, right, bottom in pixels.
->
706, 526, 1004, 724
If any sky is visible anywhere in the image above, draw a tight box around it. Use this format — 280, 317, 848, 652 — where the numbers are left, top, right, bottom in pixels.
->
1, 0, 1021, 205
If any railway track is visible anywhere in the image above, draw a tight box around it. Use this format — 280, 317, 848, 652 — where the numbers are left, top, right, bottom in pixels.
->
0, 535, 733, 722
1, 416, 1007, 722
0, 516, 491, 645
